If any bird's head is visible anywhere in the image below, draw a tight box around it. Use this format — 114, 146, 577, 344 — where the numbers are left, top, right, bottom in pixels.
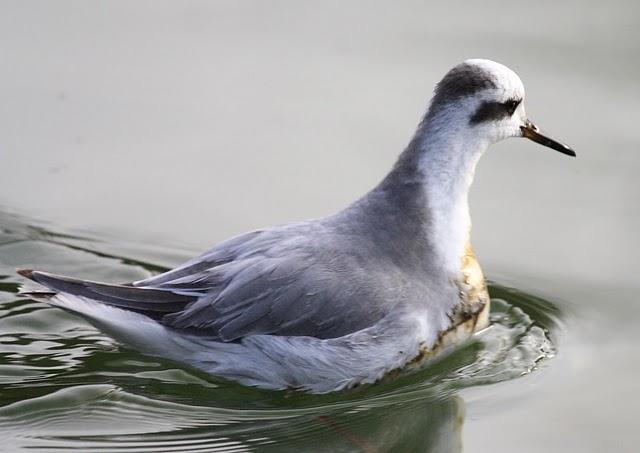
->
426, 59, 575, 157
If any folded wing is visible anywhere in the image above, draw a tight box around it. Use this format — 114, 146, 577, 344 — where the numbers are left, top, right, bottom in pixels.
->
22, 226, 390, 342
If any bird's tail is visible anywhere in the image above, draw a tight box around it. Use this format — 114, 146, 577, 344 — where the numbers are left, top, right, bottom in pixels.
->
16, 268, 195, 319
16, 268, 201, 359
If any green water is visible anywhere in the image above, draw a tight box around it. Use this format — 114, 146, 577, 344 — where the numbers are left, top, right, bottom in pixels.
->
1, 1, 639, 451
0, 211, 557, 451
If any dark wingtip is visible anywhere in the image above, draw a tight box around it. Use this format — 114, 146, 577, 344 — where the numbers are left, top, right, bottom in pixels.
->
16, 268, 35, 279
18, 290, 57, 299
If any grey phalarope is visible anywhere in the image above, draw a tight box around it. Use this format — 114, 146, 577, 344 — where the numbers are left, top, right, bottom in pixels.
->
18, 59, 575, 393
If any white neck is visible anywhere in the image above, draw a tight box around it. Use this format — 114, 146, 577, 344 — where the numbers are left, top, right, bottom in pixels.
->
417, 116, 489, 275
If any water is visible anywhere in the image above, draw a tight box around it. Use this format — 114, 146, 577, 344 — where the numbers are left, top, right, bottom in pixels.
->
1, 1, 639, 451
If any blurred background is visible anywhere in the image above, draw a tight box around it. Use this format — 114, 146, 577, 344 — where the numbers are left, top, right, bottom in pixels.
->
1, 1, 638, 452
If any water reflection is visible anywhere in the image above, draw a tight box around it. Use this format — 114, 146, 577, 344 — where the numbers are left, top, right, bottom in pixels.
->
0, 382, 464, 452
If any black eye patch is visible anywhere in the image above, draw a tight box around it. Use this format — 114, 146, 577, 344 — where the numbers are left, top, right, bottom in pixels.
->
469, 98, 521, 124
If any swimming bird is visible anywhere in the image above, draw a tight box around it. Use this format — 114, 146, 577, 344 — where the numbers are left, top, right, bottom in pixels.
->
17, 59, 574, 393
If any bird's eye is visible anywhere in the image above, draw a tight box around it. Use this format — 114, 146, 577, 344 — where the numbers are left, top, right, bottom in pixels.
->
503, 99, 520, 116
470, 99, 521, 125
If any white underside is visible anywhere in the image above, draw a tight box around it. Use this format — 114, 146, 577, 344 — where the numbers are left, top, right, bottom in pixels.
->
47, 292, 487, 393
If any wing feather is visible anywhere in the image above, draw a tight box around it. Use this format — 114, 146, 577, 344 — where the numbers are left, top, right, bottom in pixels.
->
24, 270, 195, 317
22, 223, 397, 341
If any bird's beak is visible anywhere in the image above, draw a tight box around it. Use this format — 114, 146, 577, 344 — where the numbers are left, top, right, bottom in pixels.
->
520, 120, 576, 157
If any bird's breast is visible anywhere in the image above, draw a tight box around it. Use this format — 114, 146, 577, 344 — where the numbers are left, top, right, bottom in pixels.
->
430, 241, 490, 350
457, 241, 489, 318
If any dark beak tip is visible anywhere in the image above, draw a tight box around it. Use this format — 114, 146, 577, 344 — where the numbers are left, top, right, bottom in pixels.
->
556, 142, 577, 157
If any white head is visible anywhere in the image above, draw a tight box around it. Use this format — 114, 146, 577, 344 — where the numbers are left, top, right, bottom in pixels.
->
423, 58, 574, 156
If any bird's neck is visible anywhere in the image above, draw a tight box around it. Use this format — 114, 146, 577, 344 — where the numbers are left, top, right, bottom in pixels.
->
418, 118, 488, 274
377, 116, 489, 275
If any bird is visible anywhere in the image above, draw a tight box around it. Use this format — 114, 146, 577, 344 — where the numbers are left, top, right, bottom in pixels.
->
17, 59, 575, 393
